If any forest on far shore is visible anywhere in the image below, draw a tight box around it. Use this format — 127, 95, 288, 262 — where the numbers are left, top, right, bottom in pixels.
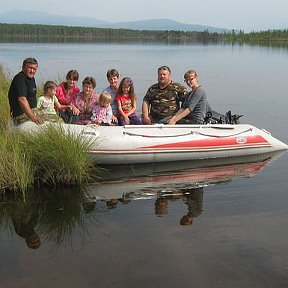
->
0, 23, 287, 45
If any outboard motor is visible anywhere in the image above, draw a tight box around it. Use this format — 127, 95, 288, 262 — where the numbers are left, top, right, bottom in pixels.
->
204, 110, 243, 124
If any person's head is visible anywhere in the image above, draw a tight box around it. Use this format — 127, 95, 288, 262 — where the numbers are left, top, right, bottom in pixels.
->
154, 198, 168, 216
82, 76, 96, 96
26, 233, 41, 249
99, 91, 112, 107
22, 57, 38, 79
184, 70, 198, 88
180, 214, 193, 226
117, 77, 134, 98
106, 199, 119, 209
106, 68, 120, 90
65, 69, 79, 88
43, 80, 57, 97
157, 65, 172, 88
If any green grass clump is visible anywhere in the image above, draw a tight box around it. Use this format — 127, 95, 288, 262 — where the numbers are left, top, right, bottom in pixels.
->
0, 65, 11, 132
22, 124, 95, 186
0, 132, 35, 192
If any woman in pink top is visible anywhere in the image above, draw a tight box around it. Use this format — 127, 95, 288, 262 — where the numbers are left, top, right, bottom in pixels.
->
72, 76, 99, 125
55, 70, 80, 123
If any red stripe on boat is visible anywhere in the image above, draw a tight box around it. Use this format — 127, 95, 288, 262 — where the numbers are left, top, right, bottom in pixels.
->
142, 135, 268, 150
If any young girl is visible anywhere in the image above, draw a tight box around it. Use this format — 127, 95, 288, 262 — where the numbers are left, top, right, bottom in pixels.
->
115, 77, 142, 126
90, 91, 113, 125
37, 81, 70, 122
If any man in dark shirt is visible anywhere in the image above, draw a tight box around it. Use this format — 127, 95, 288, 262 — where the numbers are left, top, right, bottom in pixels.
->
8, 57, 44, 125
142, 66, 187, 124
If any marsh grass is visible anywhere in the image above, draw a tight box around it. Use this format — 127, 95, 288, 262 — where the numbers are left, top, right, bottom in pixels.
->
0, 66, 11, 132
0, 132, 35, 192
22, 124, 96, 186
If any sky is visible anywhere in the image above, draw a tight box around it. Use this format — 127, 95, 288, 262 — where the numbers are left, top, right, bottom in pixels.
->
1, 0, 288, 32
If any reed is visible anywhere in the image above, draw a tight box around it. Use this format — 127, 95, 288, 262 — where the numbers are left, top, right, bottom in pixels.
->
21, 124, 95, 186
0, 132, 35, 192
0, 65, 11, 132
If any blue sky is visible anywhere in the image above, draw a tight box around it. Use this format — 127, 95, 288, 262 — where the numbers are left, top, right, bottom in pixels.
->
1, 0, 288, 31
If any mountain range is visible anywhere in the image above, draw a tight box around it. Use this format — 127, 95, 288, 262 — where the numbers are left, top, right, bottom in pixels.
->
0, 10, 230, 33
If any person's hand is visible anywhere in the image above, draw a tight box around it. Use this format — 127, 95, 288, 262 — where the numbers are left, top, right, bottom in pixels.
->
142, 115, 151, 125
111, 115, 118, 123
31, 115, 44, 125
72, 106, 80, 115
168, 116, 177, 125
124, 116, 130, 124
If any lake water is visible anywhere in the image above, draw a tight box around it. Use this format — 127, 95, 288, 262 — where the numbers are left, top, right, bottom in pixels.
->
1, 42, 288, 288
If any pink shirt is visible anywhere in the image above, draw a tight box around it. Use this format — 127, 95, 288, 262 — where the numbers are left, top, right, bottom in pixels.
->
91, 104, 112, 124
73, 91, 99, 124
55, 83, 80, 112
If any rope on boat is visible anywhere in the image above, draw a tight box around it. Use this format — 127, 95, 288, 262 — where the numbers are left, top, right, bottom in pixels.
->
195, 128, 253, 138
123, 128, 253, 138
123, 131, 194, 138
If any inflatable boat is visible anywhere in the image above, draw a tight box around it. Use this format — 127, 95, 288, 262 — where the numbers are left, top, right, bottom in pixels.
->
11, 122, 288, 165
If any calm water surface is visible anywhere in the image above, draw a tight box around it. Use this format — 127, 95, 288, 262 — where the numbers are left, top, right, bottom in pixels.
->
0, 42, 288, 288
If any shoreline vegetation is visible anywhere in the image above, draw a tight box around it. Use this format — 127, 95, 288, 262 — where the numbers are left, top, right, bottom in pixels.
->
0, 23, 287, 45
0, 66, 98, 194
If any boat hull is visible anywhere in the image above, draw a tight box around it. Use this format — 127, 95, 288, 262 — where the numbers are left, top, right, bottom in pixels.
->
11, 122, 288, 165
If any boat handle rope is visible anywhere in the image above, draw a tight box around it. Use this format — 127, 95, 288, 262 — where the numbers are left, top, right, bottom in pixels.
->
123, 128, 252, 138
123, 131, 194, 138
195, 128, 253, 138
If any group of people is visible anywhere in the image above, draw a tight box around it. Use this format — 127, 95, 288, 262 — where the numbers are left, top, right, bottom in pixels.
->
8, 58, 211, 126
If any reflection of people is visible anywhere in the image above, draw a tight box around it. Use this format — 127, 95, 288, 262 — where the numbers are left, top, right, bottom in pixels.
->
142, 65, 187, 124
102, 68, 120, 124
72, 76, 99, 124
11, 206, 41, 249
154, 198, 168, 216
106, 199, 119, 209
180, 188, 203, 226
116, 77, 142, 126
8, 57, 44, 125
168, 70, 210, 125
55, 69, 80, 123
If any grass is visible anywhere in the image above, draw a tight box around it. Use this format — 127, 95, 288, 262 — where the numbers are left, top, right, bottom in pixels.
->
0, 64, 100, 193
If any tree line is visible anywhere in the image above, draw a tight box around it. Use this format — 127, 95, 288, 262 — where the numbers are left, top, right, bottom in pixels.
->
0, 23, 287, 45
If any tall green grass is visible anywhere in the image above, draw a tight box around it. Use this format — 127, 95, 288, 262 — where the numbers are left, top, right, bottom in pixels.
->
21, 124, 95, 186
0, 65, 11, 132
0, 64, 100, 193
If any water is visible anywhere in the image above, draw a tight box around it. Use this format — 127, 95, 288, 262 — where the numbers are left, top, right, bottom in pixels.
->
1, 42, 288, 288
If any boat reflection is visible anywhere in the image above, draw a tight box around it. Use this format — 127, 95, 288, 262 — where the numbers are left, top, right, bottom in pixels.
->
0, 153, 282, 249
86, 153, 282, 201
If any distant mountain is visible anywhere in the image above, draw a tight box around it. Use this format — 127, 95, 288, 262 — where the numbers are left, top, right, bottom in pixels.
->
0, 9, 109, 27
0, 10, 229, 33
103, 19, 229, 33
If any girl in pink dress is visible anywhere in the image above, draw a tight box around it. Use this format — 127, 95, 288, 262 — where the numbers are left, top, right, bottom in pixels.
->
90, 91, 113, 125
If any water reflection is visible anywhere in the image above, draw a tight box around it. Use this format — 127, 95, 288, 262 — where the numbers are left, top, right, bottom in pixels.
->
0, 154, 280, 250
154, 187, 203, 226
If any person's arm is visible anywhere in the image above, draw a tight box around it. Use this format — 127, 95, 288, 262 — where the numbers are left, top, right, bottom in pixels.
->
142, 100, 151, 124
126, 96, 137, 117
168, 108, 190, 125
117, 99, 130, 124
18, 96, 44, 125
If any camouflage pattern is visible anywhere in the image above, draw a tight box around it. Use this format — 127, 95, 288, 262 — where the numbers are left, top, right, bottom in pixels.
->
143, 81, 187, 122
